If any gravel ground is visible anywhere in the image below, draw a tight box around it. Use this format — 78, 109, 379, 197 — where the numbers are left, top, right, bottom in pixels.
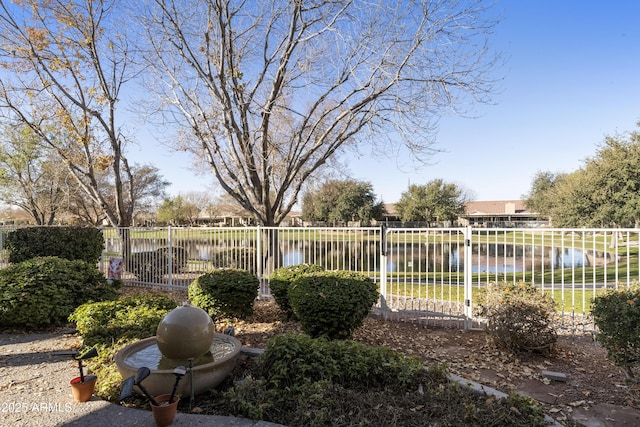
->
0, 329, 282, 427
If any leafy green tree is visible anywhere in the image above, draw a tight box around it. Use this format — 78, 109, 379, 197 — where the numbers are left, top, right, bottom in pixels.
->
547, 169, 598, 227
541, 124, 640, 228
395, 179, 467, 223
301, 180, 384, 225
588, 129, 640, 227
523, 171, 566, 220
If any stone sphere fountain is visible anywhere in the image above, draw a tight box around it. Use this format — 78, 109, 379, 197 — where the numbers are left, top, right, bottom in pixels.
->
115, 303, 242, 397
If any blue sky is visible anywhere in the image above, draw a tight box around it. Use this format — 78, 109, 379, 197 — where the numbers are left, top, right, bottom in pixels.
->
129, 0, 640, 204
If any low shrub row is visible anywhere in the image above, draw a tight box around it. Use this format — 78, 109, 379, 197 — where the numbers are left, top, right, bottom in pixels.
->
69, 294, 177, 347
0, 226, 116, 329
66, 292, 549, 426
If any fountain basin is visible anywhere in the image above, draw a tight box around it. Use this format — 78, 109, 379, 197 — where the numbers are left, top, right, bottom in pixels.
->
115, 333, 242, 397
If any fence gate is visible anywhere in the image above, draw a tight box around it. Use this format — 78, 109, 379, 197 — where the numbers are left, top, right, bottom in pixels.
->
378, 227, 474, 329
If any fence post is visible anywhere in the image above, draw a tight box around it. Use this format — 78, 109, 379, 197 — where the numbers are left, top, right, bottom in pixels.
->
167, 226, 173, 288
256, 225, 264, 296
463, 226, 473, 330
379, 224, 388, 319
256, 225, 262, 278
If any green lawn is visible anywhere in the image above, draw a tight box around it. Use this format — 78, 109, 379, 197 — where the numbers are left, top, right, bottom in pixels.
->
384, 281, 607, 314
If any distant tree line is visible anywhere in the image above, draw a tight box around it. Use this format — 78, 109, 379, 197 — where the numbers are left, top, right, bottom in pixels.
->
301, 178, 470, 225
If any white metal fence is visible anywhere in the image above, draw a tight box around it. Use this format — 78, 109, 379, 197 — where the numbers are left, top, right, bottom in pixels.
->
2, 226, 638, 333
378, 227, 640, 333
98, 227, 382, 298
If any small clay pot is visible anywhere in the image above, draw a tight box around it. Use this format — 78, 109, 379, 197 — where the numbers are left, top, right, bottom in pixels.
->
150, 393, 179, 427
70, 375, 97, 402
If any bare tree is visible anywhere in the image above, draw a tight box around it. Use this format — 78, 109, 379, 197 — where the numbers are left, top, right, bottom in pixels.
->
142, 0, 500, 226
180, 191, 214, 224
0, 125, 67, 224
64, 164, 169, 225
0, 0, 140, 228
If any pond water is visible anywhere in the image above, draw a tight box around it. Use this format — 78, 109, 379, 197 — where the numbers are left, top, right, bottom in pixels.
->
106, 239, 610, 274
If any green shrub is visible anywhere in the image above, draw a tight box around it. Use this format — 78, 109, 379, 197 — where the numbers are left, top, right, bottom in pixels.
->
592, 285, 640, 380
86, 341, 131, 401
69, 294, 177, 347
257, 333, 434, 392
269, 263, 324, 318
0, 257, 118, 328
222, 333, 548, 427
3, 227, 104, 264
474, 281, 557, 354
226, 376, 545, 427
129, 246, 187, 282
188, 268, 259, 319
288, 271, 379, 339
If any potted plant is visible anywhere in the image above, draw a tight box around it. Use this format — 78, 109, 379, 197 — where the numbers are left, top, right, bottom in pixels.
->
120, 366, 186, 427
69, 347, 98, 402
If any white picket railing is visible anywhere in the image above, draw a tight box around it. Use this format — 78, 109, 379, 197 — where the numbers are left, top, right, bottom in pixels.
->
378, 227, 640, 333
2, 225, 638, 333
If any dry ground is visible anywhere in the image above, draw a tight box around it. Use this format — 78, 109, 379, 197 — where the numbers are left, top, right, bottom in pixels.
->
229, 299, 640, 426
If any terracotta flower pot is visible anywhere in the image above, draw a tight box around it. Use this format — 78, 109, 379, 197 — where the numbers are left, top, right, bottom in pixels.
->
150, 394, 179, 427
70, 375, 97, 402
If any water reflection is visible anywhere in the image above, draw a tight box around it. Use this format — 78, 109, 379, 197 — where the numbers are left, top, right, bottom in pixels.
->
276, 244, 596, 273
450, 245, 591, 273
106, 238, 608, 274
283, 250, 304, 266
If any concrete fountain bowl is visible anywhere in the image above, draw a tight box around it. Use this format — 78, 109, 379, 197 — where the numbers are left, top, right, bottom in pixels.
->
114, 334, 242, 397
115, 303, 242, 397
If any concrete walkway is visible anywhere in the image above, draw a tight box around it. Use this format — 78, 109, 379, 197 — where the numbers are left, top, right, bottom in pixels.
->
58, 399, 284, 427
0, 331, 284, 427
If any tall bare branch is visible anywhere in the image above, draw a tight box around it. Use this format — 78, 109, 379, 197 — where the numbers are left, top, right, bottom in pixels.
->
142, 0, 501, 226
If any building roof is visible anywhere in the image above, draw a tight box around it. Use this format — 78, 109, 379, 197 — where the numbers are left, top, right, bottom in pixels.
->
383, 203, 398, 216
463, 200, 531, 216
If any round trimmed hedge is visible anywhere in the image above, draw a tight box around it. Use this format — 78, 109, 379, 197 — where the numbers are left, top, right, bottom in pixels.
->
269, 263, 325, 318
288, 270, 379, 339
188, 268, 259, 319
0, 256, 118, 328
